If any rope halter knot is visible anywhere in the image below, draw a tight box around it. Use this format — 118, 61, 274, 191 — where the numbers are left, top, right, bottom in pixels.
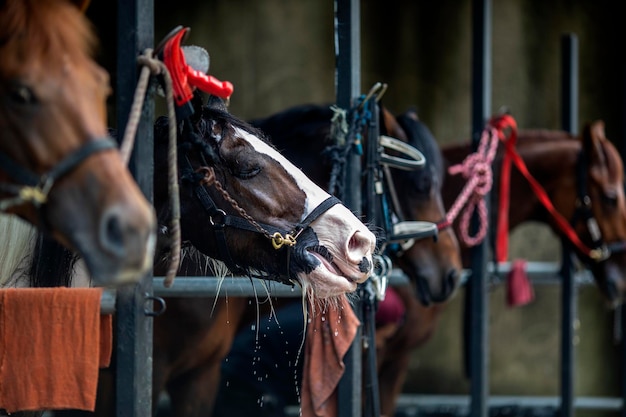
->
444, 125, 500, 248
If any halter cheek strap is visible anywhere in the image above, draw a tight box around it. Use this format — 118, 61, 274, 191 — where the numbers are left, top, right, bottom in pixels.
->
0, 138, 118, 212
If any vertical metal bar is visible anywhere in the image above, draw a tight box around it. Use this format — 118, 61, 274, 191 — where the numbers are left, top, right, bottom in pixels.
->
469, 1, 491, 417
620, 24, 626, 417
334, 1, 362, 416
561, 35, 579, 136
115, 0, 154, 416
363, 99, 381, 417
560, 33, 578, 417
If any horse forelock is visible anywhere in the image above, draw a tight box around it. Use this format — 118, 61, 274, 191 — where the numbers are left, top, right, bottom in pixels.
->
0, 0, 97, 68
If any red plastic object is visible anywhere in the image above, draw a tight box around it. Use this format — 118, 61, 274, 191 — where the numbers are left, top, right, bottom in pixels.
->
161, 27, 234, 108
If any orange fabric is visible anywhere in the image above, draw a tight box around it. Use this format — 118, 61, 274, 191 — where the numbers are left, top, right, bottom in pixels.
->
300, 295, 360, 417
0, 287, 113, 413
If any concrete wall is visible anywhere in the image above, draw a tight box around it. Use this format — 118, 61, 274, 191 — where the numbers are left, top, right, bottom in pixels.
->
88, 0, 626, 407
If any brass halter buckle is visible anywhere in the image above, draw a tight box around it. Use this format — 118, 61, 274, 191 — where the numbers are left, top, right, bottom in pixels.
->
271, 232, 297, 250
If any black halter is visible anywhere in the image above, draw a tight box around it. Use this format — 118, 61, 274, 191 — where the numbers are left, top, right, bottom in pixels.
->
572, 148, 626, 262
0, 138, 118, 212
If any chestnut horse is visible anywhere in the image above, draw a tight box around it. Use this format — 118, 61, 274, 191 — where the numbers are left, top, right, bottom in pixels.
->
443, 120, 626, 304
138, 102, 463, 417
31, 95, 375, 417
387, 120, 626, 415
0, 0, 156, 286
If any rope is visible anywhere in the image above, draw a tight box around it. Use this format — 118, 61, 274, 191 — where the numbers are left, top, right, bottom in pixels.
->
120, 48, 181, 287
444, 125, 500, 247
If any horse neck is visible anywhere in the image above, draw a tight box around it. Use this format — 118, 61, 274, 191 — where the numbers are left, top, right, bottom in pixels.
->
505, 136, 581, 230
442, 136, 581, 232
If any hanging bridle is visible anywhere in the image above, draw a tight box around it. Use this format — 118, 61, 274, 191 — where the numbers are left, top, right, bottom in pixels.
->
178, 118, 341, 283
0, 138, 118, 213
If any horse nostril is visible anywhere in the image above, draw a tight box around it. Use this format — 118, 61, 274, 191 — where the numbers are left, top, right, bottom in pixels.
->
100, 209, 126, 258
348, 230, 375, 258
358, 257, 371, 273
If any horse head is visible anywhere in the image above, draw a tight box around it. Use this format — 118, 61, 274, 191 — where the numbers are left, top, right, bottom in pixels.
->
0, 0, 156, 286
380, 108, 463, 305
249, 103, 463, 305
153, 96, 376, 299
573, 121, 626, 306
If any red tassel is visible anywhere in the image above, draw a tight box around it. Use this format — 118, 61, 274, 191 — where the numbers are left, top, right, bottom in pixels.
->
506, 259, 534, 307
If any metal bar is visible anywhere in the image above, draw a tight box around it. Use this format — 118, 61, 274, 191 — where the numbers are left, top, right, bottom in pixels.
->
98, 263, 595, 315
468, 1, 492, 417
560, 34, 579, 417
115, 0, 154, 415
334, 0, 363, 415
395, 395, 624, 411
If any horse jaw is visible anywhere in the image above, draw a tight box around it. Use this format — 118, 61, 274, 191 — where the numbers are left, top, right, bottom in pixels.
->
302, 204, 376, 299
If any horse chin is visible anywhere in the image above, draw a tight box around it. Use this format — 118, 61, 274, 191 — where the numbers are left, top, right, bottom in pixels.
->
298, 263, 358, 299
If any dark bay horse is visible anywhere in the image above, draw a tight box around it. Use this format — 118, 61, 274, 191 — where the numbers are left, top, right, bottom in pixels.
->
0, 0, 156, 286
140, 102, 463, 417
27, 95, 375, 416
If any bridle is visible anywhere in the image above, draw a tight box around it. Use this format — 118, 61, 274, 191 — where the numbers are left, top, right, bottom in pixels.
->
571, 146, 626, 263
178, 118, 341, 284
0, 138, 118, 213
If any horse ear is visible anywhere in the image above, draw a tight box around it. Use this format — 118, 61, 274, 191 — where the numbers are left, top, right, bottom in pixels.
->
205, 95, 228, 113
583, 120, 609, 179
68, 0, 90, 12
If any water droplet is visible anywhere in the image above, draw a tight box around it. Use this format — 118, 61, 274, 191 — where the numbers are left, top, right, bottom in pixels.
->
334, 330, 339, 336
321, 316, 326, 321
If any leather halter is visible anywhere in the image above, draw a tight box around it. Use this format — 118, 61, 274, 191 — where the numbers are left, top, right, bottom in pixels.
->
179, 122, 341, 282
572, 148, 626, 262
0, 138, 117, 212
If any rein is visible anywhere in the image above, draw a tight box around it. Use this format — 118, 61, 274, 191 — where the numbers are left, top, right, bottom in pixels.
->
0, 138, 117, 212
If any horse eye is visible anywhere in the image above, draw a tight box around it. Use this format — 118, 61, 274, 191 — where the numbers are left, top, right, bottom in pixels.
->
234, 166, 261, 179
9, 83, 37, 105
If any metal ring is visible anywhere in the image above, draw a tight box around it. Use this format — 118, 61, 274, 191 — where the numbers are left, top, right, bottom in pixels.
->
144, 295, 167, 317
379, 135, 426, 170
209, 209, 226, 226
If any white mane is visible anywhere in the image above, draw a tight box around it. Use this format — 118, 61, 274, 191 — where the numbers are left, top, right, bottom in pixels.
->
0, 214, 37, 287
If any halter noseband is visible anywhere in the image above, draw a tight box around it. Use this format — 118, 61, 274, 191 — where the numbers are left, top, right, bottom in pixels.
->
0, 138, 118, 212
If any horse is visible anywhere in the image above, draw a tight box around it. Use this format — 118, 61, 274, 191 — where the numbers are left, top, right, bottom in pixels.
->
443, 120, 626, 304
384, 119, 626, 414
0, 0, 156, 287
21, 93, 375, 417
141, 101, 463, 417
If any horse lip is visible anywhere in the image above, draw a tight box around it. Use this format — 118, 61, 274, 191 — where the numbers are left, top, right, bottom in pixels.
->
307, 248, 359, 283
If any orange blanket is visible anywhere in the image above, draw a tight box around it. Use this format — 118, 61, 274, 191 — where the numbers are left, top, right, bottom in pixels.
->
300, 295, 360, 417
0, 287, 112, 413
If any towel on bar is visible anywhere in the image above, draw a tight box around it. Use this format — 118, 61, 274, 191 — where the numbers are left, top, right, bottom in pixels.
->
0, 287, 113, 413
300, 295, 360, 417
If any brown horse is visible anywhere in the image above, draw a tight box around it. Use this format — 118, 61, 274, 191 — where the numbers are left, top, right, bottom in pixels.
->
389, 120, 626, 415
444, 120, 626, 304
0, 0, 156, 286
136, 102, 463, 417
